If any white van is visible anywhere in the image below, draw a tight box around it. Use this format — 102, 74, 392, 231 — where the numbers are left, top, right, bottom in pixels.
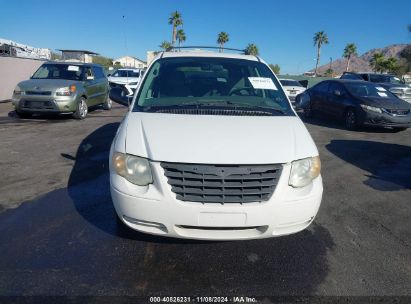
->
109, 50, 323, 240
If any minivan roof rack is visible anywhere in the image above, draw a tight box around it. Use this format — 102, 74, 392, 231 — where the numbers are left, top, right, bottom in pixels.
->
165, 46, 247, 54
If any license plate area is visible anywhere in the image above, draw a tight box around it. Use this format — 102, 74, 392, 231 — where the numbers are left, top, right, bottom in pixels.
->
198, 212, 247, 226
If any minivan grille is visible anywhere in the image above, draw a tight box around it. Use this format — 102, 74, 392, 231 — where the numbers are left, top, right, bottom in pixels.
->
161, 162, 283, 204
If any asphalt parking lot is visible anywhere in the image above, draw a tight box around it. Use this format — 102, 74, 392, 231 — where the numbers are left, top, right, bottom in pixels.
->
0, 101, 410, 298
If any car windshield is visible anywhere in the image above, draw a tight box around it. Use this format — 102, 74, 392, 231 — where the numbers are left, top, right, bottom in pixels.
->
280, 80, 304, 87
369, 74, 404, 85
31, 64, 85, 81
345, 82, 397, 98
113, 70, 140, 77
133, 57, 294, 116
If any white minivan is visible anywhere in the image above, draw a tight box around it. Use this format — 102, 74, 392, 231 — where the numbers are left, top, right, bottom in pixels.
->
109, 50, 323, 240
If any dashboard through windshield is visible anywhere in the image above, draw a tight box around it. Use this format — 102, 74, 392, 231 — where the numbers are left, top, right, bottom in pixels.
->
133, 57, 294, 116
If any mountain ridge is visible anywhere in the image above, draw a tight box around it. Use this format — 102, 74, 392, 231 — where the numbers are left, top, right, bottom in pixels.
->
310, 44, 409, 75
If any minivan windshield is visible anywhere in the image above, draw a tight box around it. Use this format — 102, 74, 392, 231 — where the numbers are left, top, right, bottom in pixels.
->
31, 64, 85, 81
133, 57, 294, 116
345, 82, 397, 98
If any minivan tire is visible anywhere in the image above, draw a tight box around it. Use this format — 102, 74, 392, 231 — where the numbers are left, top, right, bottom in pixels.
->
345, 108, 358, 130
103, 94, 112, 110
73, 97, 88, 120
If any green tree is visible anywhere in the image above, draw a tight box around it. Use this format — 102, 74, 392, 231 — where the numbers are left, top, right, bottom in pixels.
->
369, 52, 385, 73
217, 32, 229, 52
245, 43, 259, 56
382, 57, 399, 74
325, 68, 334, 77
343, 43, 357, 72
313, 31, 329, 77
176, 29, 186, 47
159, 41, 172, 51
168, 11, 183, 47
92, 55, 115, 68
268, 64, 280, 74
50, 52, 62, 61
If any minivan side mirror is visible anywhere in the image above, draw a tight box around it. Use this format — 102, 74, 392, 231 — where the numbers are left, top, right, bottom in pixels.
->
86, 75, 94, 80
109, 87, 133, 107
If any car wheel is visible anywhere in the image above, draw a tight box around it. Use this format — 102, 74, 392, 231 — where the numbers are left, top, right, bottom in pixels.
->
73, 97, 88, 120
15, 111, 32, 119
103, 94, 112, 110
303, 102, 315, 118
345, 108, 358, 130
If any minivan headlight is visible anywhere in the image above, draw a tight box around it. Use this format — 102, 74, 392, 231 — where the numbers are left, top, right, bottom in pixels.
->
112, 152, 153, 186
289, 156, 321, 188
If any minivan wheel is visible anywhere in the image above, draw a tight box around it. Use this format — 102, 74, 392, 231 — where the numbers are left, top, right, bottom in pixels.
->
103, 94, 112, 110
73, 97, 88, 120
345, 108, 358, 130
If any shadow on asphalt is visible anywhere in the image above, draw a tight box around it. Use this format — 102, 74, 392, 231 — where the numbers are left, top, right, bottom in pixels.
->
326, 140, 411, 190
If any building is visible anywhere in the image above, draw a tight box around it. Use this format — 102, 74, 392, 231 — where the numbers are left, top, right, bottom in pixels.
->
58, 50, 99, 63
0, 38, 51, 60
114, 56, 147, 68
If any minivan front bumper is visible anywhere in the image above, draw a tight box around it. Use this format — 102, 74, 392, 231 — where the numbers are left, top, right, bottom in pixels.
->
110, 162, 323, 240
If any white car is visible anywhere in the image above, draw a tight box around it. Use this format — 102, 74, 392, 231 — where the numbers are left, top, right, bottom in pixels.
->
109, 50, 323, 240
279, 79, 307, 103
108, 68, 142, 96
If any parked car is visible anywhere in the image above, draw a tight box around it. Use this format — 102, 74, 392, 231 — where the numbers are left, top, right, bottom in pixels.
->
108, 68, 142, 96
108, 49, 323, 240
341, 72, 411, 103
279, 79, 307, 103
297, 79, 411, 131
12, 62, 111, 119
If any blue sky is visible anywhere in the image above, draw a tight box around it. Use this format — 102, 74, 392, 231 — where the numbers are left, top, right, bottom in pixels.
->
1, 0, 410, 74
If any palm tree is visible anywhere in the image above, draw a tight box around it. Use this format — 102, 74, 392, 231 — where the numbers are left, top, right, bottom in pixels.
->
168, 11, 183, 46
383, 57, 398, 74
343, 43, 358, 72
159, 41, 172, 51
313, 31, 329, 76
176, 29, 186, 48
245, 43, 259, 56
369, 52, 385, 73
217, 32, 229, 52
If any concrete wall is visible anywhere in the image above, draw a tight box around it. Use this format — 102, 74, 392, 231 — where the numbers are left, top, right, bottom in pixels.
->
0, 57, 45, 101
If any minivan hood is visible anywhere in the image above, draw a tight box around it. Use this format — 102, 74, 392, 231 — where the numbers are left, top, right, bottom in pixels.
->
123, 113, 318, 164
361, 96, 411, 110
18, 79, 82, 90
